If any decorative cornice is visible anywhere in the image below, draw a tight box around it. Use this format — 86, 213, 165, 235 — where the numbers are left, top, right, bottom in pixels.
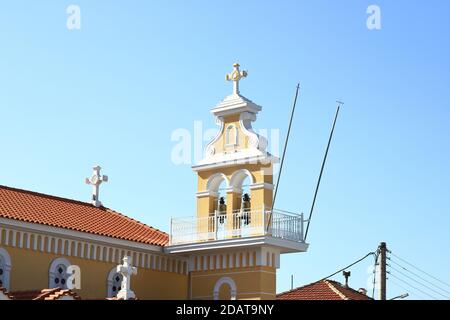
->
0, 217, 162, 253
210, 94, 261, 118
196, 190, 219, 198
225, 186, 241, 193
249, 183, 274, 191
192, 153, 279, 172
0, 221, 188, 274
165, 235, 308, 255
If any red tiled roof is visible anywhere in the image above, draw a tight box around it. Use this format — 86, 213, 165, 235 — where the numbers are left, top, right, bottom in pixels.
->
0, 185, 168, 246
10, 288, 81, 300
277, 280, 372, 300
0, 287, 14, 300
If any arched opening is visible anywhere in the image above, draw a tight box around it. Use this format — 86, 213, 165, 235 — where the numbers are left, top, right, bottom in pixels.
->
213, 277, 237, 300
230, 170, 254, 234
214, 179, 228, 237
230, 169, 254, 201
107, 267, 123, 298
206, 173, 229, 238
225, 124, 238, 147
219, 283, 232, 300
0, 248, 12, 290
49, 257, 71, 289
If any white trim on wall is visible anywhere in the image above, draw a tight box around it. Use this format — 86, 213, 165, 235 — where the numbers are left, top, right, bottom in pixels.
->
0, 217, 162, 253
0, 223, 188, 275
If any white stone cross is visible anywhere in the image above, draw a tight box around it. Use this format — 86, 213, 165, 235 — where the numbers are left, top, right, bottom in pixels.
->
116, 256, 138, 300
226, 62, 247, 95
85, 165, 108, 207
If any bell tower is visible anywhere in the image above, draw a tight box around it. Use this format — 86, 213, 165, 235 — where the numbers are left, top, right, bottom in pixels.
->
167, 63, 308, 300
193, 63, 277, 233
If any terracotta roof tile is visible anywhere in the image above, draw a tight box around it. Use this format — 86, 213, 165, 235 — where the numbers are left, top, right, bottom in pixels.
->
7, 290, 42, 300
277, 280, 372, 300
0, 185, 168, 246
10, 288, 81, 300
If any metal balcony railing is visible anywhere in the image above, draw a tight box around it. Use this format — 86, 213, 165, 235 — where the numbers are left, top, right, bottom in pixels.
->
169, 208, 305, 245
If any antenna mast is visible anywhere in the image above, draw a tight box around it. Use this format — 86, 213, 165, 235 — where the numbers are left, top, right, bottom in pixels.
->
267, 83, 301, 231
304, 101, 341, 241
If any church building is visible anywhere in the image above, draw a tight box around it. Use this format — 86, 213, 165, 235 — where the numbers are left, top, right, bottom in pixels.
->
0, 63, 308, 300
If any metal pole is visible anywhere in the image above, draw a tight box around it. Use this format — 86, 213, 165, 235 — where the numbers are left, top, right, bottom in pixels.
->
267, 83, 301, 232
304, 103, 341, 241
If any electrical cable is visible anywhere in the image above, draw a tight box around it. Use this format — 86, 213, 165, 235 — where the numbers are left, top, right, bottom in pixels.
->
388, 265, 449, 299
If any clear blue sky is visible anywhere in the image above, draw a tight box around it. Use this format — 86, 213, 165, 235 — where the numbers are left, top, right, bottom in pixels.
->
1, 1, 449, 300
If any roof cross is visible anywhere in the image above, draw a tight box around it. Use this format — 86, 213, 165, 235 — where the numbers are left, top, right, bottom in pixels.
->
226, 62, 247, 95
85, 165, 108, 207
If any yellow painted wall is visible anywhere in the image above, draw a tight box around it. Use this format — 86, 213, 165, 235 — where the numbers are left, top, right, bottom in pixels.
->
213, 115, 250, 153
191, 266, 276, 300
1, 244, 188, 300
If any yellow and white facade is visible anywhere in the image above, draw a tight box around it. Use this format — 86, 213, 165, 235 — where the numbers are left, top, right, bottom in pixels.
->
0, 63, 308, 300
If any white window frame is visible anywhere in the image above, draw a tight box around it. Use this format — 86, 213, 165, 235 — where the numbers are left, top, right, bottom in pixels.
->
225, 124, 238, 147
107, 267, 123, 298
49, 257, 71, 288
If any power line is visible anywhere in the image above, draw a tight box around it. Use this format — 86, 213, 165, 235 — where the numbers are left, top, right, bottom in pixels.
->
388, 265, 450, 299
371, 251, 379, 299
389, 257, 450, 296
319, 251, 375, 282
388, 272, 440, 300
389, 278, 422, 300
390, 251, 450, 288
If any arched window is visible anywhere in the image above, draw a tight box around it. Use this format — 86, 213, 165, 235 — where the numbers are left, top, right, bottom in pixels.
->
107, 267, 123, 298
49, 257, 71, 288
0, 248, 12, 290
226, 125, 238, 146
213, 276, 237, 300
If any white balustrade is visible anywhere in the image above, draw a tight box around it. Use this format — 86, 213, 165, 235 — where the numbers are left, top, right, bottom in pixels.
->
169, 209, 305, 245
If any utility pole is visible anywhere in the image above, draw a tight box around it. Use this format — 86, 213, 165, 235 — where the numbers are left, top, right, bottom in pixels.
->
379, 242, 387, 300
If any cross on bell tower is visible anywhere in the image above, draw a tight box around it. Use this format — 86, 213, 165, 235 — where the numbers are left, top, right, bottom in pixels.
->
85, 165, 108, 207
226, 62, 247, 95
